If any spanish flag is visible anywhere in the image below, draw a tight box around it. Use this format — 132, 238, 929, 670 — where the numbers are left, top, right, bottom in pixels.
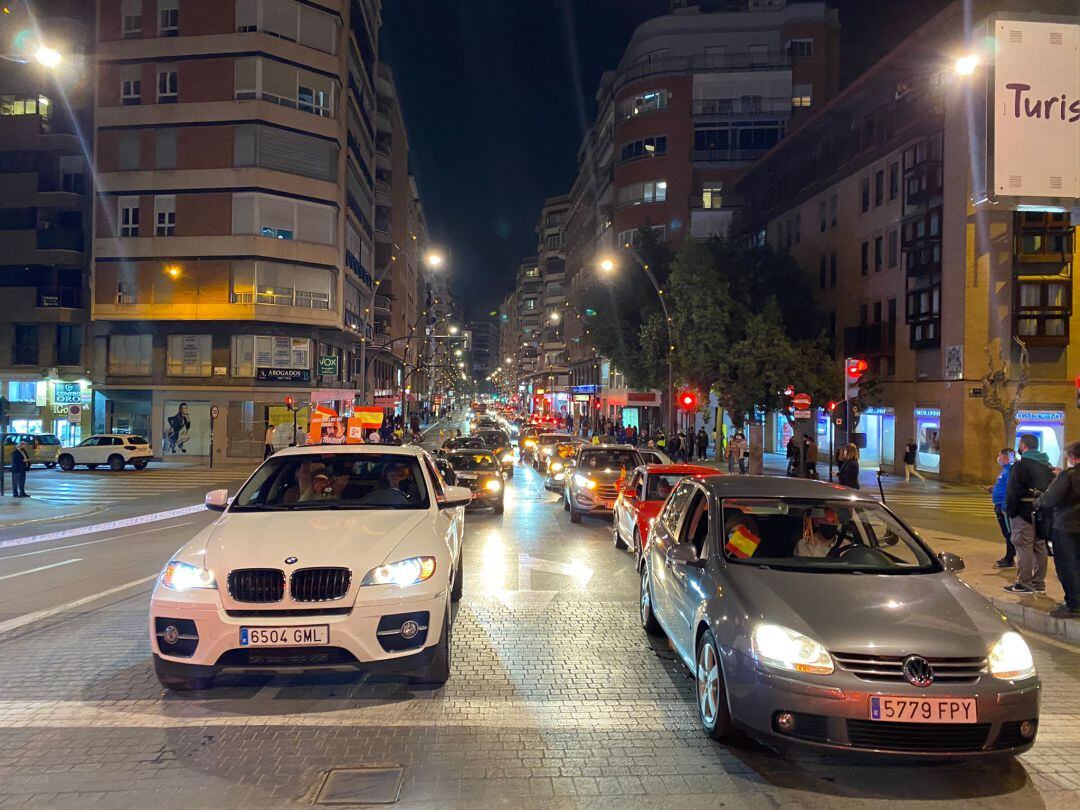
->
725, 524, 761, 559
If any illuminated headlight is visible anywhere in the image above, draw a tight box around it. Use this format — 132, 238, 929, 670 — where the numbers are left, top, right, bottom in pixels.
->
485, 478, 502, 492
989, 631, 1036, 680
550, 461, 564, 472
502, 453, 514, 463
751, 623, 833, 675
573, 474, 597, 490
159, 560, 216, 591
524, 439, 537, 447
542, 447, 555, 456
361, 556, 437, 587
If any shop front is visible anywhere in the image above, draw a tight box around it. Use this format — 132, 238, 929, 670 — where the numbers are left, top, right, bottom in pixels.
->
859, 406, 896, 470
913, 406, 941, 474
3, 376, 93, 445
1014, 408, 1066, 467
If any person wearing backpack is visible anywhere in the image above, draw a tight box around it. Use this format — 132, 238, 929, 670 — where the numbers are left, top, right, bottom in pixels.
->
1035, 441, 1080, 618
1004, 433, 1055, 595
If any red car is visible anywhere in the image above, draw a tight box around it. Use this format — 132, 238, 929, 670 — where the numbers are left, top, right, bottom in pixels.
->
612, 464, 717, 561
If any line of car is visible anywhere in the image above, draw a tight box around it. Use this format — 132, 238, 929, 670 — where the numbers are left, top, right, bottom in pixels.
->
4, 432, 153, 471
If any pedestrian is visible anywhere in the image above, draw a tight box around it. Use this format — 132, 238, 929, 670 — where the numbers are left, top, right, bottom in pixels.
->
786, 436, 800, 476
803, 435, 818, 479
264, 423, 276, 459
696, 428, 708, 461
566, 413, 574, 434
9, 440, 29, 497
1034, 442, 1080, 617
1004, 433, 1055, 595
837, 443, 860, 489
902, 442, 925, 482
986, 448, 1016, 569
668, 432, 682, 462
368, 431, 381, 444
739, 433, 750, 475
726, 433, 740, 473
656, 431, 666, 452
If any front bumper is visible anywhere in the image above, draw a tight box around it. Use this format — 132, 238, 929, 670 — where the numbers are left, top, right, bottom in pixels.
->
572, 489, 617, 515
150, 589, 448, 675
726, 652, 1040, 757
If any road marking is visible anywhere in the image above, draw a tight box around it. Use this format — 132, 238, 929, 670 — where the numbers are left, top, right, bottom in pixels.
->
0, 504, 206, 550
0, 575, 156, 637
0, 558, 81, 581
0, 521, 198, 561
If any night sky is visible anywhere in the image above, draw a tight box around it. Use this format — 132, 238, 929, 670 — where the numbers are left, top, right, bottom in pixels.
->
380, 0, 952, 319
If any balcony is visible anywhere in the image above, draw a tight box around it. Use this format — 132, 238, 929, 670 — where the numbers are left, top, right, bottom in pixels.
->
36, 228, 84, 252
843, 323, 896, 357
373, 294, 391, 314
36, 287, 82, 309
692, 148, 772, 163
374, 215, 391, 234
692, 97, 792, 116
615, 52, 789, 91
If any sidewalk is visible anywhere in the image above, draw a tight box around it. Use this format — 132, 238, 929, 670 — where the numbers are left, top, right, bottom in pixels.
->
0, 497, 104, 529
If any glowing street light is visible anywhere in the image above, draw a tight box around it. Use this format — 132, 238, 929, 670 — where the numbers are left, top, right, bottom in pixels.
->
454, 349, 462, 357
424, 251, 445, 269
954, 54, 979, 76
599, 257, 616, 273
34, 46, 62, 68
548, 311, 561, 323
447, 324, 460, 335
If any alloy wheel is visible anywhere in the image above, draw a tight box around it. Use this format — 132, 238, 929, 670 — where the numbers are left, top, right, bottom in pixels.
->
697, 640, 720, 728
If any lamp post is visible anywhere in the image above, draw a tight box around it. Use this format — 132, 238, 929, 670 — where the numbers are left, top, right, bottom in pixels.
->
598, 251, 674, 434
164, 264, 200, 318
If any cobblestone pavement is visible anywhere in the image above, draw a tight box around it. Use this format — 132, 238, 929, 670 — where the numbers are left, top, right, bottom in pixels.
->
1, 464, 1080, 808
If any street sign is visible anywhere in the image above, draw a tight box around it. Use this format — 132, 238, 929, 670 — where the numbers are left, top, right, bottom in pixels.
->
210, 405, 219, 419
318, 355, 339, 377
793, 408, 812, 420
792, 392, 812, 410
66, 404, 81, 423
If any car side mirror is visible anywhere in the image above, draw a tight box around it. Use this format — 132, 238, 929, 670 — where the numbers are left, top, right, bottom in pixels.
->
938, 551, 965, 572
667, 543, 705, 569
205, 489, 228, 512
439, 485, 472, 509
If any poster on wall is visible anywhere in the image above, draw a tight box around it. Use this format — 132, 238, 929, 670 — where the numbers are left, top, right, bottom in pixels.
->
163, 400, 211, 455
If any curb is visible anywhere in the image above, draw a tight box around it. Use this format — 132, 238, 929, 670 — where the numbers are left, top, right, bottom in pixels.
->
991, 597, 1080, 646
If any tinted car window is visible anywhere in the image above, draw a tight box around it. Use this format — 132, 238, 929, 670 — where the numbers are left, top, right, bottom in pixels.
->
79, 437, 100, 447
578, 449, 639, 470
446, 452, 498, 471
660, 481, 696, 535
476, 431, 510, 448
646, 473, 688, 501
37, 435, 61, 445
126, 436, 147, 445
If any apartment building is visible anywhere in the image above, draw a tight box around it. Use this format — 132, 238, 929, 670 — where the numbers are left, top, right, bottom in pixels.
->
90, 0, 443, 459
500, 258, 540, 406
467, 319, 499, 382
735, 0, 1080, 482
529, 195, 571, 413
0, 2, 95, 445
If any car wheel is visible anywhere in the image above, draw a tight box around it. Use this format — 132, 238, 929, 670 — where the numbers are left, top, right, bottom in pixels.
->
451, 556, 463, 602
108, 455, 125, 472
696, 629, 735, 741
409, 604, 451, 686
633, 529, 644, 568
569, 504, 582, 524
613, 521, 628, 550
493, 498, 504, 516
86, 463, 98, 470
153, 658, 214, 692
45, 462, 56, 469
133, 460, 149, 470
640, 565, 664, 637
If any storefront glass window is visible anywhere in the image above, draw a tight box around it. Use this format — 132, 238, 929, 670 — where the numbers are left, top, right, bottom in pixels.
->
1014, 410, 1065, 468
914, 407, 941, 473
162, 400, 210, 455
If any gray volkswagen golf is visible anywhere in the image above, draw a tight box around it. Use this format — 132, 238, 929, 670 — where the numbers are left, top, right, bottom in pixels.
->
639, 476, 1040, 757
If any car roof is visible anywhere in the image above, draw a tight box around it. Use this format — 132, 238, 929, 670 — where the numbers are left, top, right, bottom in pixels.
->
581, 443, 636, 450
273, 443, 422, 458
95, 433, 144, 438
641, 464, 717, 475
696, 474, 878, 502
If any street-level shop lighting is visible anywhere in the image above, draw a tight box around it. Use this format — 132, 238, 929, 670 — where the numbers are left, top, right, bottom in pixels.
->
35, 45, 62, 68
954, 54, 979, 76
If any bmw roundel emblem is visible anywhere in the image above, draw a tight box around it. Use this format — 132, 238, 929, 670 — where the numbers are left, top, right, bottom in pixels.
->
902, 655, 934, 688
284, 556, 298, 565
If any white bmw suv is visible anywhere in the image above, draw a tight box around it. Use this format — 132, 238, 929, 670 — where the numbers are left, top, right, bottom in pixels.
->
149, 444, 470, 690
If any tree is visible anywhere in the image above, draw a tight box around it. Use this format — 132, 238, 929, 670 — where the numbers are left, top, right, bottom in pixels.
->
665, 240, 733, 391
982, 337, 1029, 448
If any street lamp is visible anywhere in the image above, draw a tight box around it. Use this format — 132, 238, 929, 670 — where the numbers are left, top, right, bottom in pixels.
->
548, 311, 561, 324
34, 46, 61, 68
954, 54, 979, 76
164, 264, 200, 316
448, 325, 460, 335
454, 349, 462, 357
424, 251, 445, 269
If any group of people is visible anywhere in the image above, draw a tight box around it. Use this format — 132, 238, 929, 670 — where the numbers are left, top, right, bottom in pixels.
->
987, 434, 1080, 619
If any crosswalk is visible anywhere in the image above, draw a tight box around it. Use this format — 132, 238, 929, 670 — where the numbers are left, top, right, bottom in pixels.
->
19, 467, 255, 507
875, 492, 995, 518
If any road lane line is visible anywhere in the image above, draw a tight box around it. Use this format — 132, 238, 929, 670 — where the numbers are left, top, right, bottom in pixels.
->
0, 558, 81, 581
0, 521, 198, 561
0, 574, 156, 637
0, 504, 206, 550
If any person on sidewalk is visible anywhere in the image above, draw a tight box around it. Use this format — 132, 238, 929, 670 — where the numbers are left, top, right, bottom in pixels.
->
696, 428, 708, 461
903, 442, 925, 483
986, 448, 1016, 569
837, 444, 860, 489
264, 424, 276, 459
9, 440, 29, 497
803, 435, 819, 479
725, 434, 738, 473
739, 433, 750, 475
1004, 433, 1055, 596
1035, 441, 1080, 618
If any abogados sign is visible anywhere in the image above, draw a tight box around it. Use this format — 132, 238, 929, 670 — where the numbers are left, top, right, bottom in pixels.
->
991, 17, 1080, 202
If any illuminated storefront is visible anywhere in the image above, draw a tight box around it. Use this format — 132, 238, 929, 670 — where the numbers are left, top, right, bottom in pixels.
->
914, 407, 941, 474
1014, 409, 1065, 467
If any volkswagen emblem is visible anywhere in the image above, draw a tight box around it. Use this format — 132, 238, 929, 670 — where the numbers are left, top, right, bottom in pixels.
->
902, 655, 934, 688
284, 556, 298, 565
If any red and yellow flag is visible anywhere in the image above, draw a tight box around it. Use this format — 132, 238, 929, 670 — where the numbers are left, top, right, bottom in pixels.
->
725, 524, 761, 559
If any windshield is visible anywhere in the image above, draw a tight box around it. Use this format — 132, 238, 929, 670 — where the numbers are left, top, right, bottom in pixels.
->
446, 452, 498, 471
579, 449, 639, 470
721, 497, 938, 573
646, 473, 689, 501
232, 453, 430, 511
539, 433, 571, 446
443, 437, 485, 450
476, 431, 510, 448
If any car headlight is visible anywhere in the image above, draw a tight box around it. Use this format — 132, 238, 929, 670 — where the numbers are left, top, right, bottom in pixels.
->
361, 556, 437, 587
550, 461, 564, 472
502, 453, 514, 463
485, 478, 502, 492
524, 439, 537, 447
751, 623, 834, 675
159, 560, 217, 591
573, 474, 597, 490
543, 447, 555, 456
988, 631, 1036, 680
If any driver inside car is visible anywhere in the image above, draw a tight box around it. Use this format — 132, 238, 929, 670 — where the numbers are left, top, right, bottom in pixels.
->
794, 506, 840, 558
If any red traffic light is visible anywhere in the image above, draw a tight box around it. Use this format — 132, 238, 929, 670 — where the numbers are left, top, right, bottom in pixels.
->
827, 400, 839, 412
284, 396, 294, 408
783, 385, 795, 398
679, 391, 698, 411
845, 358, 869, 381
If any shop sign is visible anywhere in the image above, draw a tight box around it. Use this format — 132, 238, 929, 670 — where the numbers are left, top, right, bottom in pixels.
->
627, 392, 659, 405
862, 406, 895, 416
318, 355, 339, 377
67, 404, 81, 423
793, 408, 812, 420
374, 396, 398, 407
572, 394, 591, 403
257, 368, 311, 381
914, 407, 941, 418
1016, 410, 1065, 422
52, 381, 82, 405
571, 384, 599, 395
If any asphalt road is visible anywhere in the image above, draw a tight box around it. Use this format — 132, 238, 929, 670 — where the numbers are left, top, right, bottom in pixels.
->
0, 420, 1078, 808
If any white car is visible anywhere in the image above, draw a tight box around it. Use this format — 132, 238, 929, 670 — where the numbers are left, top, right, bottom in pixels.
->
57, 434, 153, 471
149, 445, 470, 690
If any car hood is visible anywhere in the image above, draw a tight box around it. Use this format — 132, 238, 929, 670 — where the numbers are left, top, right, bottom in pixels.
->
198, 510, 429, 573
726, 566, 1009, 657
578, 468, 628, 484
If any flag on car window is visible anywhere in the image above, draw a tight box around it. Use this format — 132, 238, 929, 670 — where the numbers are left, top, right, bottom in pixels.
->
725, 524, 761, 559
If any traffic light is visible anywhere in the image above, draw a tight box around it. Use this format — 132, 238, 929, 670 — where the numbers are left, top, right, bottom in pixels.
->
827, 400, 839, 414
284, 396, 295, 410
845, 357, 868, 398
678, 391, 698, 411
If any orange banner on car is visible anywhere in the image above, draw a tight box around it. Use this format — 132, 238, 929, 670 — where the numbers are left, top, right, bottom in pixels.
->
725, 524, 761, 559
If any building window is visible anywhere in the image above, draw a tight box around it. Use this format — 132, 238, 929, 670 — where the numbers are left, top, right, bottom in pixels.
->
747, 44, 769, 66
157, 67, 178, 103
617, 89, 668, 120
859, 304, 868, 325
1014, 277, 1071, 345
860, 241, 869, 276
155, 128, 177, 169
298, 85, 331, 117
829, 194, 837, 226
0, 94, 51, 120
693, 121, 783, 159
829, 253, 837, 288
121, 78, 141, 105
121, 0, 142, 38
861, 178, 870, 212
1016, 211, 1073, 257
701, 186, 723, 209
617, 225, 665, 248
108, 334, 152, 374
233, 192, 335, 245
615, 179, 667, 208
167, 335, 212, 376
888, 229, 899, 268
874, 235, 883, 272
117, 282, 136, 305
544, 233, 561, 250
118, 197, 139, 237
158, 0, 178, 36
818, 256, 826, 289
791, 84, 812, 108
818, 200, 826, 232
906, 274, 941, 349
7, 381, 37, 402
793, 213, 801, 244
154, 195, 176, 236
55, 324, 82, 366
619, 135, 667, 163
59, 156, 86, 194
12, 324, 38, 366
786, 38, 814, 59
889, 161, 899, 200
874, 169, 884, 206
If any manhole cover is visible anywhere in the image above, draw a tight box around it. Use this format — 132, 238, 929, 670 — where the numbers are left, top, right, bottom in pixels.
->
315, 767, 403, 805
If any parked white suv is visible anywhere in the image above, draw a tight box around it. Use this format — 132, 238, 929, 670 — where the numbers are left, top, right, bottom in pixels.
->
57, 434, 153, 471
149, 444, 471, 690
